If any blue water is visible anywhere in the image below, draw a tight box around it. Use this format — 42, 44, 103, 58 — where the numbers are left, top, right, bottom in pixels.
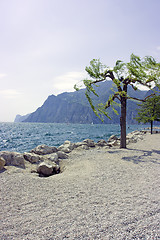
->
0, 122, 147, 153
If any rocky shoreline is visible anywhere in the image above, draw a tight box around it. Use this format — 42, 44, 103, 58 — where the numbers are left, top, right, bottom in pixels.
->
0, 130, 149, 177
1, 130, 160, 239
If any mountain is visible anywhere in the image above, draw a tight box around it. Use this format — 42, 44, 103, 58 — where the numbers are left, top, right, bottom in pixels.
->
18, 81, 148, 124
144, 85, 160, 97
14, 113, 31, 122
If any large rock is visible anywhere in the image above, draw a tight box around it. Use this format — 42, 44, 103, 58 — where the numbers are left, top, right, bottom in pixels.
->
43, 153, 59, 163
24, 152, 59, 164
0, 157, 5, 170
57, 151, 68, 159
58, 141, 76, 153
37, 162, 60, 177
0, 151, 25, 168
83, 139, 95, 147
57, 146, 71, 153
75, 142, 87, 147
107, 135, 119, 142
30, 144, 57, 155
126, 130, 146, 144
107, 140, 120, 147
74, 141, 89, 150
96, 139, 108, 147
24, 152, 41, 163
107, 135, 120, 147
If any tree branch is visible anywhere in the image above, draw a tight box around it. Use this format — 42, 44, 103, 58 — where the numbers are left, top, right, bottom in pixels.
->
144, 93, 156, 100
105, 93, 120, 109
127, 93, 155, 102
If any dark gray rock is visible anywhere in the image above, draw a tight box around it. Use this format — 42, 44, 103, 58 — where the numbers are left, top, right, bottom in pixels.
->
57, 151, 68, 159
37, 162, 60, 177
24, 152, 41, 163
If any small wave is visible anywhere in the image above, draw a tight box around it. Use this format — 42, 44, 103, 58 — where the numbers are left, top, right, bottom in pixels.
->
45, 133, 52, 136
0, 122, 148, 152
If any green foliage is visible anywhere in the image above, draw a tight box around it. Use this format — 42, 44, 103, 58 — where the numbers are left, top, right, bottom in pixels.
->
135, 95, 160, 123
73, 54, 160, 135
113, 60, 125, 80
77, 54, 160, 121
85, 59, 108, 80
74, 84, 80, 91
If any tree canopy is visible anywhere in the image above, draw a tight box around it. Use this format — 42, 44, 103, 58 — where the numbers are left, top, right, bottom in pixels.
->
75, 54, 160, 148
135, 94, 160, 134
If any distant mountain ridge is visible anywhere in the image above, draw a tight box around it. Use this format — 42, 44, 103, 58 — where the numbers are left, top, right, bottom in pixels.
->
15, 81, 148, 124
14, 113, 31, 122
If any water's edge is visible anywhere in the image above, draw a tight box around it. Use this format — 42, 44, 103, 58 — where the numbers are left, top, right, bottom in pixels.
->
0, 123, 148, 153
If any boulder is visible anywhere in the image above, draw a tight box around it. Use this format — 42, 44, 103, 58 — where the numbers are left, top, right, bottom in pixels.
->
30, 145, 57, 155
107, 135, 119, 142
96, 139, 108, 147
43, 153, 59, 163
24, 152, 59, 164
83, 139, 95, 147
0, 151, 25, 168
81, 145, 89, 150
0, 157, 5, 170
57, 146, 71, 153
58, 141, 76, 153
107, 140, 120, 147
37, 162, 60, 177
24, 152, 41, 163
74, 142, 87, 148
74, 141, 89, 150
63, 140, 76, 150
126, 130, 146, 144
37, 162, 53, 176
57, 151, 68, 159
78, 145, 89, 150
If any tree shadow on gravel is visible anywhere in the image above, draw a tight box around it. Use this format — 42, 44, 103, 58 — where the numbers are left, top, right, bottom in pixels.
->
121, 148, 160, 165
0, 168, 7, 174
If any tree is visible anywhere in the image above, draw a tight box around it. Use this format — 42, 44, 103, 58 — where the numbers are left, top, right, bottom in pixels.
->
75, 54, 160, 148
135, 95, 160, 134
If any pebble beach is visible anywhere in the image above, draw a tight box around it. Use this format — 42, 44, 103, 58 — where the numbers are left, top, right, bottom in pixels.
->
0, 132, 160, 239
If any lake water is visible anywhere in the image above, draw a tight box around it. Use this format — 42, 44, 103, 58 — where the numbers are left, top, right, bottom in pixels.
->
0, 122, 147, 153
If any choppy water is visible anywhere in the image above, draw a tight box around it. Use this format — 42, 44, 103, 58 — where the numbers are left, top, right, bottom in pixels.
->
0, 122, 147, 153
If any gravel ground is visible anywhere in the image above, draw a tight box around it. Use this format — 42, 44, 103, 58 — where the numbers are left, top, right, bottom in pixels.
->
0, 133, 160, 240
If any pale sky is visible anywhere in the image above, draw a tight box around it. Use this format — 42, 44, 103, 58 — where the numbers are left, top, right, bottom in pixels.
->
0, 0, 160, 122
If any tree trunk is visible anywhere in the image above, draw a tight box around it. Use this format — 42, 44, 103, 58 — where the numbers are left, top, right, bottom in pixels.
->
151, 120, 153, 134
120, 96, 127, 148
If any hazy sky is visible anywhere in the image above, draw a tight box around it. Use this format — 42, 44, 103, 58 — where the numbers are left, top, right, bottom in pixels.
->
0, 0, 160, 122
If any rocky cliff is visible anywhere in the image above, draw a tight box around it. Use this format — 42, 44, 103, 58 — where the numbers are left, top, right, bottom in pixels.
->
16, 81, 148, 124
